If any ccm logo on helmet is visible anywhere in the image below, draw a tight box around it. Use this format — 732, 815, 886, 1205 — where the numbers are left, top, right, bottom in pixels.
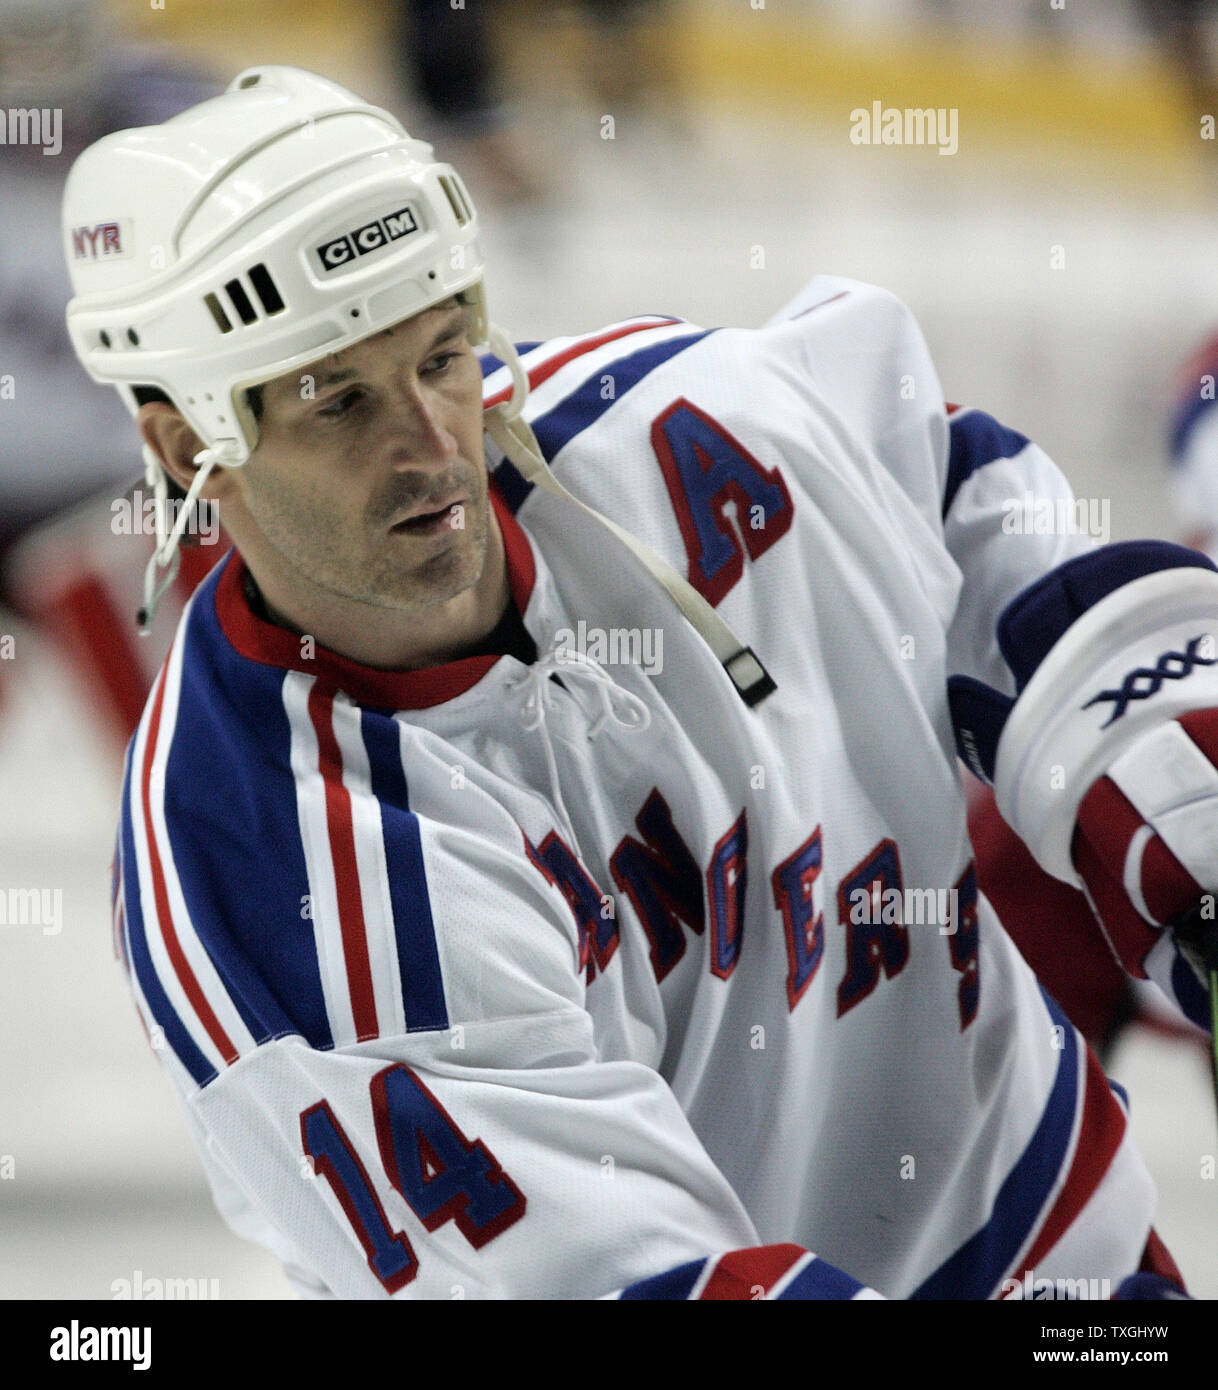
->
314, 206, 419, 273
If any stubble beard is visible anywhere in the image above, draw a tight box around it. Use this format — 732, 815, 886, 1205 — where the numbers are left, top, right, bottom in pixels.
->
246, 461, 490, 616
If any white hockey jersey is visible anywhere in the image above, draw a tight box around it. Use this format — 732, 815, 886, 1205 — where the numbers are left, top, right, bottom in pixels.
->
112, 276, 1168, 1299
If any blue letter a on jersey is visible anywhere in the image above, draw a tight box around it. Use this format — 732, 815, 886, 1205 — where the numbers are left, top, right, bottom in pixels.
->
651, 398, 794, 606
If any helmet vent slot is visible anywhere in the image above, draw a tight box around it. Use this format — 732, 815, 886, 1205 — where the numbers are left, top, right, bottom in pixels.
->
225, 278, 259, 326
248, 263, 285, 315
439, 175, 472, 227
204, 293, 233, 334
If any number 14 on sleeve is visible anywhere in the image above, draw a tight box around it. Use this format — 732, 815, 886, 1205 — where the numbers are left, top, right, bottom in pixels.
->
300, 1063, 527, 1293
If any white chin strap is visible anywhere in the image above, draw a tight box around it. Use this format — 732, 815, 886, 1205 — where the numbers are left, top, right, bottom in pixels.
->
481, 325, 776, 708
137, 440, 239, 634
487, 323, 530, 424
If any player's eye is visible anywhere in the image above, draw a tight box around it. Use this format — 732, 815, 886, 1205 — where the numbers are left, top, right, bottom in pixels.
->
423, 351, 459, 376
317, 388, 364, 420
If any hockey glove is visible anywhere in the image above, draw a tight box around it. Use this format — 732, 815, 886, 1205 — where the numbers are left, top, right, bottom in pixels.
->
950, 542, 1218, 1018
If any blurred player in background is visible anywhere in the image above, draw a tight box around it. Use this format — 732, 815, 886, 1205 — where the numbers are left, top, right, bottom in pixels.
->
1170, 327, 1218, 557
384, 0, 678, 205
0, 0, 219, 743
1136, 0, 1218, 140
386, 0, 545, 205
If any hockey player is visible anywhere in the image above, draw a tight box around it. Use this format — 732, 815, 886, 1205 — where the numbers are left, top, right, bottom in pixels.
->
63, 67, 1215, 1300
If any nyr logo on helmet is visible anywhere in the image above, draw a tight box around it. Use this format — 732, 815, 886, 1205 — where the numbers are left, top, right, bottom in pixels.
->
71, 221, 132, 261
314, 206, 419, 274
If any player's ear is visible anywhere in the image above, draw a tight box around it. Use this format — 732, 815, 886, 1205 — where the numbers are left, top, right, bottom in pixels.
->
137, 401, 212, 496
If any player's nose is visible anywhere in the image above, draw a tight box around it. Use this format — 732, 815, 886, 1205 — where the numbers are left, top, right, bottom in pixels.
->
383, 387, 460, 470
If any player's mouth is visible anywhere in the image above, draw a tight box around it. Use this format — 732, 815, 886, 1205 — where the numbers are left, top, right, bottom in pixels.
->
389, 496, 467, 537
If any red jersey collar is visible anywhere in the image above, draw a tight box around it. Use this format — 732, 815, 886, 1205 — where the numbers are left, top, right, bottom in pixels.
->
215, 474, 537, 709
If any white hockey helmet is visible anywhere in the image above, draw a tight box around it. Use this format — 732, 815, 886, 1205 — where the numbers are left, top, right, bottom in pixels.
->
64, 63, 492, 465
62, 64, 524, 627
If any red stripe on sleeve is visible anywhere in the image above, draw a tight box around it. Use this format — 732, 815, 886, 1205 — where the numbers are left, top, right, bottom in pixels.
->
482, 319, 680, 410
1013, 1046, 1127, 1278
698, 1244, 807, 1300
307, 683, 380, 1042
140, 658, 240, 1066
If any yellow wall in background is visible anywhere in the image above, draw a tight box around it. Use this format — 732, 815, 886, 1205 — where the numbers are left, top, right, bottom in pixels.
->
681, 14, 1188, 161
123, 0, 1195, 173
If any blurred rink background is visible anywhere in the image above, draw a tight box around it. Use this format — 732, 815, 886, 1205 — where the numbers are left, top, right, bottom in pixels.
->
2, 0, 1218, 1300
